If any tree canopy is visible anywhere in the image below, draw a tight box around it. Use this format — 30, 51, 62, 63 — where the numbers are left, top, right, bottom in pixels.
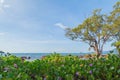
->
65, 1, 120, 56
109, 1, 120, 55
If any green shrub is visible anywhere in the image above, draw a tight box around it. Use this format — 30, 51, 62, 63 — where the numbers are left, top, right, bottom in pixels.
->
0, 53, 120, 80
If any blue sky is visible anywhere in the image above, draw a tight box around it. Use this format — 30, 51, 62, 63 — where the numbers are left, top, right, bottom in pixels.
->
0, 0, 118, 53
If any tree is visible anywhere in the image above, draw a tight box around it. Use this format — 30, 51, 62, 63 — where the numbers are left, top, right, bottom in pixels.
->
112, 42, 120, 55
0, 51, 5, 56
109, 1, 120, 55
65, 9, 112, 57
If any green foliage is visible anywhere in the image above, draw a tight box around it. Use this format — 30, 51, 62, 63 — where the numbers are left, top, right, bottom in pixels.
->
65, 9, 112, 56
65, 1, 120, 56
109, 1, 120, 57
0, 53, 120, 80
112, 41, 120, 55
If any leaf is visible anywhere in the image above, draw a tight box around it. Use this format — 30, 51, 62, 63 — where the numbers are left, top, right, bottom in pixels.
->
117, 69, 120, 74
0, 74, 2, 78
110, 66, 114, 70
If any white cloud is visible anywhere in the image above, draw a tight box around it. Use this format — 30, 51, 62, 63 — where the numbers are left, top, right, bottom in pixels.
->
0, 0, 4, 4
25, 40, 71, 44
19, 39, 77, 44
0, 0, 10, 12
0, 32, 5, 36
55, 23, 68, 30
3, 4, 10, 8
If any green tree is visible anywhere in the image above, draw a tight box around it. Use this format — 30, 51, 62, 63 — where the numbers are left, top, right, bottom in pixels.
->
109, 1, 120, 55
65, 9, 112, 57
112, 42, 120, 55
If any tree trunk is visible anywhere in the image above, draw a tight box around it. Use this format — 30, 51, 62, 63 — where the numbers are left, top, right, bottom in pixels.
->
94, 47, 101, 58
90, 42, 101, 58
94, 41, 101, 57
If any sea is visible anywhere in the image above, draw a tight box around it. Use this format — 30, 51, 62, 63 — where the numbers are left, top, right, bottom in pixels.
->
10, 50, 115, 60
11, 53, 88, 60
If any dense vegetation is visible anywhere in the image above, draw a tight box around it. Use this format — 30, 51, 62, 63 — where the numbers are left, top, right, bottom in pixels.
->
0, 53, 120, 80
0, 1, 119, 80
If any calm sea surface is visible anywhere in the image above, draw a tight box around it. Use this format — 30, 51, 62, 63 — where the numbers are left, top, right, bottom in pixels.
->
11, 53, 87, 60
11, 52, 112, 60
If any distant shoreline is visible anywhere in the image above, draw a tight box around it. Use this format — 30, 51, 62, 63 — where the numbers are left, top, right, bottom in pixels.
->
10, 53, 116, 60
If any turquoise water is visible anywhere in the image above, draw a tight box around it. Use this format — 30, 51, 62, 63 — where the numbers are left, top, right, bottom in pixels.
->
11, 53, 87, 60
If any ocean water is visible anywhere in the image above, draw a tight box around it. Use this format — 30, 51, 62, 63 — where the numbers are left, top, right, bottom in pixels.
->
11, 53, 87, 60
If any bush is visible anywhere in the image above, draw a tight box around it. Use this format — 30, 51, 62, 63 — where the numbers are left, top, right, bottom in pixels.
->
0, 53, 120, 80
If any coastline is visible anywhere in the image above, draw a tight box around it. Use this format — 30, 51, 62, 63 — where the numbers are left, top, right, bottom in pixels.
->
11, 53, 113, 61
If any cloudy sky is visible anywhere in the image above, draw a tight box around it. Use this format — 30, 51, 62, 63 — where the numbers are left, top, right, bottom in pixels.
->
0, 0, 118, 53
